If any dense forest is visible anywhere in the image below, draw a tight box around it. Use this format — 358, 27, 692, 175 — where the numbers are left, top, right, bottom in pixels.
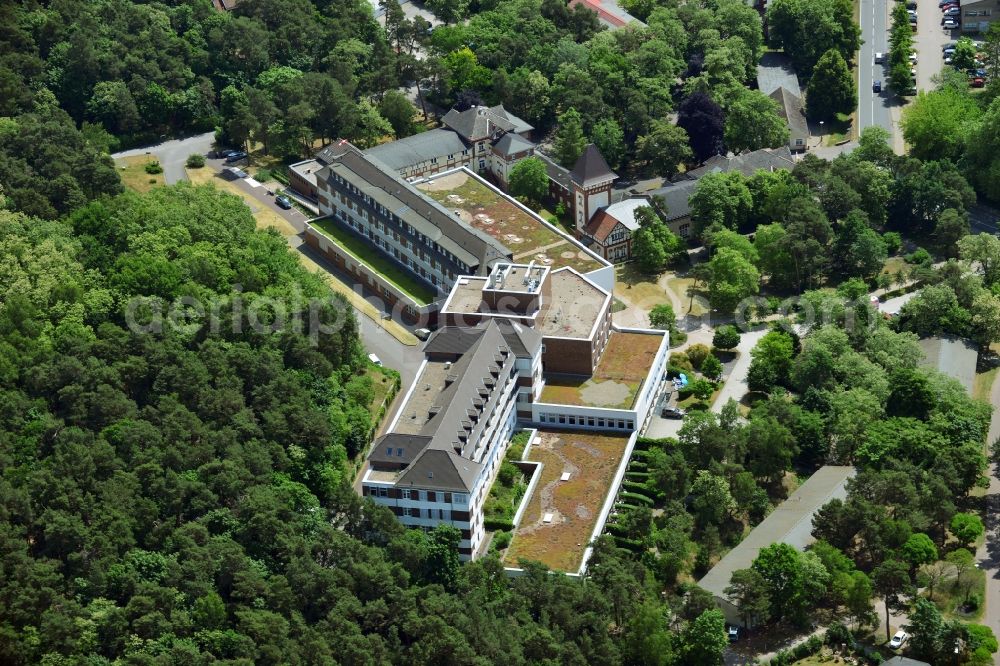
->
0, 184, 734, 663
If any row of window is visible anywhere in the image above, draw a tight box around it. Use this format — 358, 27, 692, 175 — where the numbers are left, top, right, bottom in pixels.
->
537, 413, 635, 430
328, 175, 469, 271
367, 486, 469, 504
966, 8, 991, 15
401, 507, 452, 520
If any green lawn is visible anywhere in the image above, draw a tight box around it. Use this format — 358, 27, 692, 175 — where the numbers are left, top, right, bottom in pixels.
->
311, 218, 436, 305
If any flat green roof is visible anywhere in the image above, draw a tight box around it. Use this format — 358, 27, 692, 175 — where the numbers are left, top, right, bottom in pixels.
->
311, 218, 436, 305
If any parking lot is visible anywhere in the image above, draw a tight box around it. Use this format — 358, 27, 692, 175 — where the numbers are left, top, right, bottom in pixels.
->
914, 0, 953, 92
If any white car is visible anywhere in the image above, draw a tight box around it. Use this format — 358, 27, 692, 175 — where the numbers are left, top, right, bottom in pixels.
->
944, 17, 959, 28
367, 353, 383, 367
875, 51, 885, 63
889, 630, 910, 649
909, 52, 918, 63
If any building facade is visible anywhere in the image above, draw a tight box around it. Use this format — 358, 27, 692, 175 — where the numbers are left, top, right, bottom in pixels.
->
361, 264, 670, 559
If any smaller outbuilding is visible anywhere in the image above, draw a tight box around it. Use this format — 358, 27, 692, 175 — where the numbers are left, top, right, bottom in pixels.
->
917, 335, 978, 395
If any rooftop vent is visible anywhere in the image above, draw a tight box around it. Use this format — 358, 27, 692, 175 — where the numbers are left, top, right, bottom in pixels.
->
444, 361, 452, 370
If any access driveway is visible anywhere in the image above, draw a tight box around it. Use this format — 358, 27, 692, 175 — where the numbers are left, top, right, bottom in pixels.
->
112, 131, 215, 185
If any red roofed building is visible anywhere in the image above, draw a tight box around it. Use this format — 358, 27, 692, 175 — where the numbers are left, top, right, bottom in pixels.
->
582, 197, 652, 263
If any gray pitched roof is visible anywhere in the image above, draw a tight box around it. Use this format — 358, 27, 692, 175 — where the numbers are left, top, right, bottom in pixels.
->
489, 105, 533, 134
698, 466, 855, 601
391, 321, 519, 492
883, 658, 931, 666
769, 87, 808, 140
492, 132, 535, 157
425, 321, 542, 359
918, 335, 978, 394
369, 433, 431, 465
315, 142, 511, 272
442, 105, 533, 142
757, 52, 802, 97
570, 144, 617, 187
686, 147, 795, 179
364, 129, 468, 171
537, 152, 572, 189
647, 179, 699, 222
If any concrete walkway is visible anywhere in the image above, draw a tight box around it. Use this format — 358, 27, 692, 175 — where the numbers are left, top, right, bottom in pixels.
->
711, 328, 767, 414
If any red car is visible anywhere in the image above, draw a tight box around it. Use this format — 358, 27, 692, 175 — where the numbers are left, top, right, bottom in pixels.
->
971, 76, 985, 88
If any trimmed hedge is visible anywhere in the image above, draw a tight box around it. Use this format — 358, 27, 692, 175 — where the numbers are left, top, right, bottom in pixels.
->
625, 471, 651, 479
619, 492, 654, 506
484, 518, 514, 531
627, 460, 648, 471
613, 536, 646, 552
622, 481, 654, 497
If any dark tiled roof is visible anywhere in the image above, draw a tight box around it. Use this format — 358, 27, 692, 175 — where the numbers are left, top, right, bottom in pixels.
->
369, 433, 431, 465
769, 87, 808, 140
365, 129, 469, 171
538, 152, 572, 189
492, 132, 535, 157
570, 144, 617, 187
686, 147, 795, 179
489, 105, 533, 134
648, 179, 699, 222
396, 322, 516, 491
442, 105, 532, 142
425, 321, 542, 359
315, 141, 511, 272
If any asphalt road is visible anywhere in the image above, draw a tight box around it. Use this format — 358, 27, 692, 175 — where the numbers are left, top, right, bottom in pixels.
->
112, 132, 215, 185
858, 0, 895, 136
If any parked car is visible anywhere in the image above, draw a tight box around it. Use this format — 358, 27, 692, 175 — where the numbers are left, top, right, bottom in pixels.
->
906, 0, 917, 8
909, 51, 918, 63
875, 51, 885, 63
939, 0, 955, 6
224, 151, 248, 163
275, 194, 293, 209
227, 167, 249, 179
944, 17, 959, 27
727, 626, 740, 642
367, 353, 383, 367
944, 6, 961, 15
873, 80, 882, 92
661, 406, 686, 420
972, 76, 986, 87
414, 327, 432, 340
889, 630, 910, 649
941, 3, 959, 10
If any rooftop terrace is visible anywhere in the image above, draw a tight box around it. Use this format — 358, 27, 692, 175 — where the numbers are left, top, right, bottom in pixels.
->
539, 330, 663, 409
417, 170, 604, 274
442, 268, 610, 340
504, 429, 630, 572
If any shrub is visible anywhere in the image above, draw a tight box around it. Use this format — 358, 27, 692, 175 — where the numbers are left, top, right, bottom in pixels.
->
686, 343, 711, 369
669, 352, 694, 374
966, 592, 983, 611
255, 168, 273, 182
700, 354, 723, 381
622, 481, 654, 497
148, 178, 157, 184
491, 530, 511, 551
905, 247, 931, 264
713, 324, 741, 350
883, 231, 902, 255
144, 161, 163, 174
484, 517, 514, 531
614, 536, 646, 552
620, 492, 654, 506
186, 154, 206, 168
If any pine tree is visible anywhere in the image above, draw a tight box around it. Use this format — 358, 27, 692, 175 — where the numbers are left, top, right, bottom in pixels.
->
554, 107, 587, 167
